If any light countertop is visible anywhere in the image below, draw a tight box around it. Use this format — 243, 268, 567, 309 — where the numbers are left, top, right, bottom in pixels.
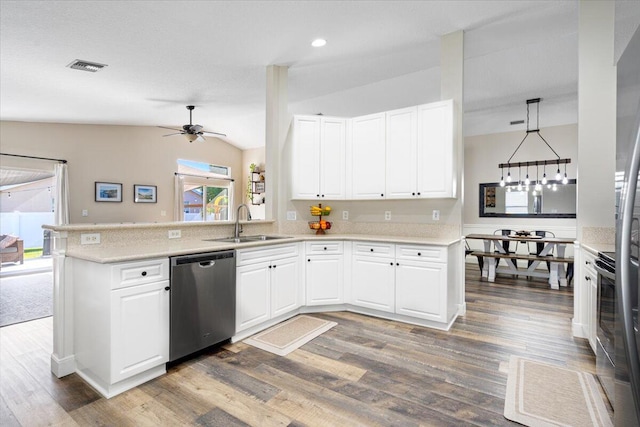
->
65, 233, 461, 263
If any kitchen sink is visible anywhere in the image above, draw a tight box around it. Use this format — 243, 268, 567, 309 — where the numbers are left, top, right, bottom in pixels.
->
204, 235, 291, 243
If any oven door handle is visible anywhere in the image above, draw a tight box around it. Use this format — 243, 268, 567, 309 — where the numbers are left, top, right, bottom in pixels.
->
594, 263, 616, 282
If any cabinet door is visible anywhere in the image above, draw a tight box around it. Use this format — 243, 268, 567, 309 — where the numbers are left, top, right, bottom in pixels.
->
351, 256, 395, 313
320, 118, 346, 199
236, 262, 271, 332
395, 260, 446, 322
292, 116, 321, 199
271, 256, 301, 318
110, 280, 169, 383
385, 107, 418, 199
350, 113, 386, 199
416, 100, 455, 198
305, 255, 344, 305
588, 271, 598, 352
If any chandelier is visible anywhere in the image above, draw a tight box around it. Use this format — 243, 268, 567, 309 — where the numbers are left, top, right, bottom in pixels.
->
499, 98, 571, 192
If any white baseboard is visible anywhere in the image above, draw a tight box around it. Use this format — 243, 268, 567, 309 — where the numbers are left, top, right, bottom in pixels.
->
50, 353, 75, 378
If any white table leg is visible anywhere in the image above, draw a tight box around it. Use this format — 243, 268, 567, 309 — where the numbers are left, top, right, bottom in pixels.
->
556, 244, 568, 287
488, 258, 496, 282
548, 262, 560, 290
481, 240, 490, 278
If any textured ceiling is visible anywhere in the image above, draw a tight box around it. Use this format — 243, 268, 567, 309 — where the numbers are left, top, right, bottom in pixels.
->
1, 1, 639, 149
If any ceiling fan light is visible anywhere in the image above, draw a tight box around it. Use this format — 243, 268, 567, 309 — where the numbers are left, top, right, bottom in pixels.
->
185, 133, 198, 142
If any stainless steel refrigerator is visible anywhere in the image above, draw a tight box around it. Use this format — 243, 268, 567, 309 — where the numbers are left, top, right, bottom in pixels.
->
616, 25, 640, 427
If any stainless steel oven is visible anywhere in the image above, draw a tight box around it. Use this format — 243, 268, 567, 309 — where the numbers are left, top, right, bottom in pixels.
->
595, 251, 616, 405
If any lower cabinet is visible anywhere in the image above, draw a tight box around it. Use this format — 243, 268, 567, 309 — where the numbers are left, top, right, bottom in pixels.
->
236, 244, 301, 332
351, 255, 395, 313
305, 241, 344, 306
73, 257, 170, 398
395, 259, 446, 322
582, 249, 598, 352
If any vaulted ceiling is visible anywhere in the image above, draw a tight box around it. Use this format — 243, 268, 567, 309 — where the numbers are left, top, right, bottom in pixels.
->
1, 1, 639, 149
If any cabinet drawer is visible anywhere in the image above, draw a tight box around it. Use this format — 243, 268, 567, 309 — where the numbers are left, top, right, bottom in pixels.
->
237, 243, 299, 266
353, 242, 394, 257
582, 249, 597, 276
396, 245, 446, 263
111, 258, 169, 290
305, 241, 343, 254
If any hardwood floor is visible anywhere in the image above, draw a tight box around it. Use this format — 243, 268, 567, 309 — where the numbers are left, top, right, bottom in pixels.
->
0, 265, 602, 426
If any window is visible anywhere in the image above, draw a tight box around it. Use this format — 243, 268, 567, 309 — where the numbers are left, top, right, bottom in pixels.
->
176, 160, 233, 222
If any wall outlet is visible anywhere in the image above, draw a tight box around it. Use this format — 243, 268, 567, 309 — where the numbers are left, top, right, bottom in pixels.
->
342, 210, 349, 220
168, 230, 182, 239
80, 233, 100, 245
81, 209, 88, 217
286, 211, 297, 221
160, 210, 167, 217
432, 210, 440, 221
384, 211, 391, 221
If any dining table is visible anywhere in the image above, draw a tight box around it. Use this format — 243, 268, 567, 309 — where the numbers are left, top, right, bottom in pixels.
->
465, 233, 575, 289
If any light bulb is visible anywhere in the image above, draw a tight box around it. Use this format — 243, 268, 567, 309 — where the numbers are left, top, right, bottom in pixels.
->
555, 168, 561, 181
525, 174, 530, 185
541, 173, 547, 185
535, 182, 542, 191
500, 177, 505, 187
506, 172, 512, 183
532, 190, 537, 196
552, 183, 557, 191
562, 173, 568, 184
517, 183, 523, 191
547, 183, 552, 189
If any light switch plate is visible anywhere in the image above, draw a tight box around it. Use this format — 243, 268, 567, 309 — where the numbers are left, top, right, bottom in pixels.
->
432, 210, 440, 221
168, 230, 182, 239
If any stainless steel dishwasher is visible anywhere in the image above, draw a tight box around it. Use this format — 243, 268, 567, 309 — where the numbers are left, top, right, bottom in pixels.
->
169, 250, 236, 361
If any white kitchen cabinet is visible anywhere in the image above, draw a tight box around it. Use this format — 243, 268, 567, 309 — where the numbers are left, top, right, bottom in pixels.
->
350, 112, 387, 199
236, 243, 302, 332
385, 106, 418, 199
416, 100, 455, 198
395, 259, 447, 322
351, 255, 395, 313
73, 257, 170, 398
305, 241, 344, 305
111, 281, 169, 384
292, 116, 346, 200
582, 250, 598, 353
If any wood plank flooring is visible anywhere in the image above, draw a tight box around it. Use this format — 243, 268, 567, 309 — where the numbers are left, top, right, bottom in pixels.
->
0, 265, 605, 426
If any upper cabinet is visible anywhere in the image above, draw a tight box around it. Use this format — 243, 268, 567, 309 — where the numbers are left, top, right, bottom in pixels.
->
291, 116, 346, 200
291, 99, 455, 201
416, 100, 455, 198
350, 112, 387, 199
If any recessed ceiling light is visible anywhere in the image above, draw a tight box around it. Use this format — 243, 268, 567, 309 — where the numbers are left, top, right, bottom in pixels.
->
311, 38, 327, 47
66, 59, 107, 72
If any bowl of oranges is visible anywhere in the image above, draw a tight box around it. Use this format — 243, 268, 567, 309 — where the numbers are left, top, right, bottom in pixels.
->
308, 219, 331, 234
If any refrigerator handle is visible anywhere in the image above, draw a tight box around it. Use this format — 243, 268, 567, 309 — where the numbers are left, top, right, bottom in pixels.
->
620, 108, 640, 419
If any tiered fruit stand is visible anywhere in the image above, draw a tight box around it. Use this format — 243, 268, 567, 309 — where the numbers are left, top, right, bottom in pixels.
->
308, 204, 332, 235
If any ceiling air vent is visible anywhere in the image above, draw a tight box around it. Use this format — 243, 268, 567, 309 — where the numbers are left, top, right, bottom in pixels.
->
510, 120, 525, 125
66, 59, 107, 72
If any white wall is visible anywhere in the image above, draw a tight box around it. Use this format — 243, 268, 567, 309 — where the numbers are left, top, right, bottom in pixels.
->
242, 147, 266, 219
0, 121, 244, 224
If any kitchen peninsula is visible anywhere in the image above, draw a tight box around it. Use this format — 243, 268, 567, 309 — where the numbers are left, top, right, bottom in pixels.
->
44, 220, 463, 398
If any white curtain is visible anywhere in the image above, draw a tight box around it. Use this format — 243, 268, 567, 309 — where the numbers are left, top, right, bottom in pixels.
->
174, 174, 185, 221
54, 163, 69, 225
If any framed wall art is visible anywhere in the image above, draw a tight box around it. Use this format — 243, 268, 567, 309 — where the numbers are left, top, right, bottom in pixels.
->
134, 184, 157, 203
95, 182, 122, 202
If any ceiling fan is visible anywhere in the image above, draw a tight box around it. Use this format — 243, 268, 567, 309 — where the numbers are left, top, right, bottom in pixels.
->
159, 105, 226, 142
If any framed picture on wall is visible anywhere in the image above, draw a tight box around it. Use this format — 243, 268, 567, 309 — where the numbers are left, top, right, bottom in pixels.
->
95, 182, 122, 202
134, 184, 157, 203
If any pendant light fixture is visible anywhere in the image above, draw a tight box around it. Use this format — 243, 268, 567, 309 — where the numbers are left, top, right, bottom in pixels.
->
498, 98, 571, 187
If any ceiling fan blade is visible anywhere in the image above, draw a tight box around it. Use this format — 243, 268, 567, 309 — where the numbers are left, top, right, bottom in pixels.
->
196, 134, 206, 142
202, 130, 227, 137
162, 132, 184, 137
158, 126, 183, 132
190, 124, 203, 133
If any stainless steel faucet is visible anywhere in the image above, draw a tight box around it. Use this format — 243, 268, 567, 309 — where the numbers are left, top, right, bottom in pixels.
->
234, 204, 252, 239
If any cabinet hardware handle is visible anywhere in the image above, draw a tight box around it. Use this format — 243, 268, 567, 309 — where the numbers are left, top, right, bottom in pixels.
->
417, 252, 421, 256
585, 261, 591, 265
164, 286, 170, 291
141, 271, 147, 276
390, 262, 393, 266
381, 194, 384, 197
412, 192, 415, 196
269, 265, 272, 269
316, 194, 320, 197
396, 262, 399, 266
273, 265, 277, 268
370, 248, 374, 252
417, 192, 421, 195
585, 276, 590, 281
324, 247, 327, 250
307, 259, 310, 262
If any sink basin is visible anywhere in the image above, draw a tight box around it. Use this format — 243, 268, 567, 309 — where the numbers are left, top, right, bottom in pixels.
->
204, 235, 291, 243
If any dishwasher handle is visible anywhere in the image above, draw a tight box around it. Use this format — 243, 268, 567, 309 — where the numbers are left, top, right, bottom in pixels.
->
171, 250, 235, 266
199, 261, 216, 268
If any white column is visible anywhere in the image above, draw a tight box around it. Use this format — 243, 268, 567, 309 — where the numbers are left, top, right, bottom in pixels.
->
50, 231, 75, 377
265, 65, 289, 223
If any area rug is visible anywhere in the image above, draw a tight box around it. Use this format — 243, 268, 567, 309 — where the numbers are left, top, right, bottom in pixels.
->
244, 315, 337, 356
0, 272, 53, 327
504, 355, 613, 427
